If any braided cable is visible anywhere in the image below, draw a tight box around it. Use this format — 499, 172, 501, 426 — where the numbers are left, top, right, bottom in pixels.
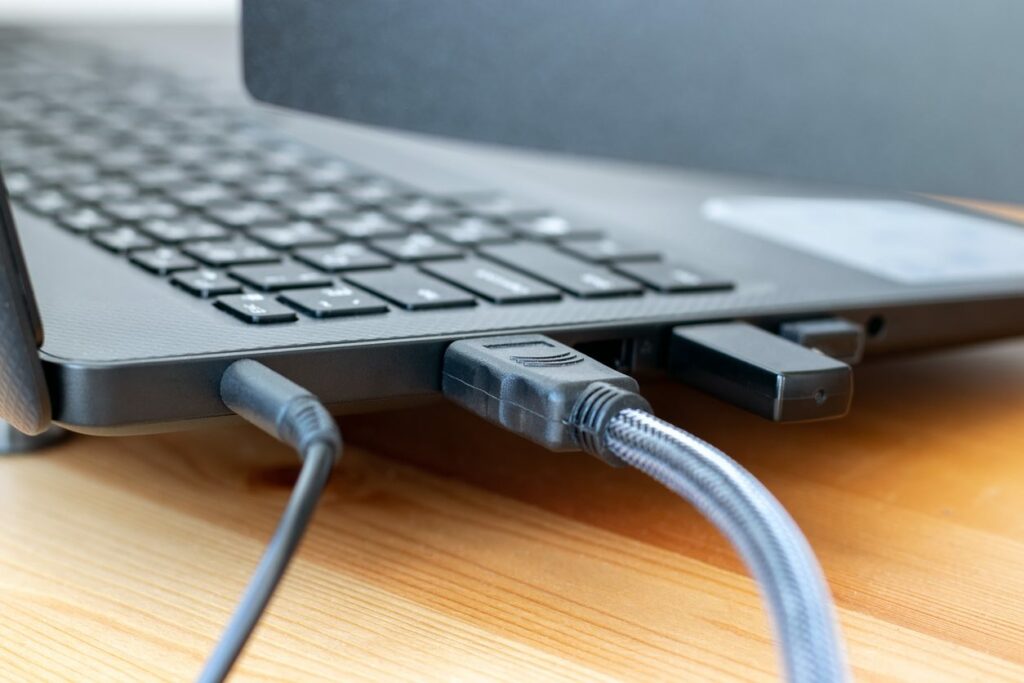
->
603, 408, 848, 683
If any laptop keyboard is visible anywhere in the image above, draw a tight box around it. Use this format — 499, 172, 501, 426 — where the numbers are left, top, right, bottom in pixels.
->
0, 37, 734, 324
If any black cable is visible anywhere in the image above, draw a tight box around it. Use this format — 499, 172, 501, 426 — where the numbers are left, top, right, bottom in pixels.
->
198, 360, 341, 683
442, 334, 849, 683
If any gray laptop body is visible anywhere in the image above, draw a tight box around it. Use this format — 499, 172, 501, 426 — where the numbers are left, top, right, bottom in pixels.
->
4, 24, 1024, 436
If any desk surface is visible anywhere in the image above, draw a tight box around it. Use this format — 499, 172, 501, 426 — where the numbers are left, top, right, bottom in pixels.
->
5, 341, 1024, 681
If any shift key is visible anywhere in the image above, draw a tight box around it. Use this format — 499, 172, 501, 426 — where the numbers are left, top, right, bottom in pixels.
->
479, 243, 642, 298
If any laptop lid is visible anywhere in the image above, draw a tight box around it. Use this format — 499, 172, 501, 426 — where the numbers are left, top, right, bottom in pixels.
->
242, 0, 1024, 203
0, 171, 51, 435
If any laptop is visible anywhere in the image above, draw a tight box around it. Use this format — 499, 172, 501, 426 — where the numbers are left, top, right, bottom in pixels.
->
4, 11, 1024, 438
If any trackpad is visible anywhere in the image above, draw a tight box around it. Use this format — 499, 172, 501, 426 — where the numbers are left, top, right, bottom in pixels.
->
703, 196, 1024, 284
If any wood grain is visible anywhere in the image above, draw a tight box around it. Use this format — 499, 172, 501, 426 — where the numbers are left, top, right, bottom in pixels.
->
5, 199, 1024, 680
4, 335, 1024, 680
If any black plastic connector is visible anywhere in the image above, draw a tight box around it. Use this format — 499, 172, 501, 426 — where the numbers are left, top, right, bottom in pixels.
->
442, 335, 650, 463
779, 317, 865, 365
669, 321, 853, 422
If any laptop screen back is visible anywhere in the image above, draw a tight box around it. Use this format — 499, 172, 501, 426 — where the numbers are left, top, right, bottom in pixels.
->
243, 0, 1024, 203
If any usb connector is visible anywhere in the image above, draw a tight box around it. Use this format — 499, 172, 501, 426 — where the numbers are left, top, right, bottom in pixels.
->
442, 334, 848, 683
442, 334, 651, 463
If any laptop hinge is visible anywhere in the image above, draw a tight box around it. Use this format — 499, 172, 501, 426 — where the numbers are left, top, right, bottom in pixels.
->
0, 169, 52, 435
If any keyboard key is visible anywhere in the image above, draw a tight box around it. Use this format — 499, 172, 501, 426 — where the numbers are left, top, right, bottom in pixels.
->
96, 148, 153, 172
131, 166, 192, 190
323, 211, 410, 239
228, 263, 332, 291
101, 196, 180, 222
64, 178, 136, 203
423, 258, 561, 304
381, 196, 457, 224
171, 269, 243, 297
57, 206, 113, 233
614, 262, 734, 293
61, 131, 123, 158
282, 191, 354, 220
164, 142, 220, 167
130, 126, 178, 151
203, 200, 288, 229
139, 215, 230, 244
22, 189, 72, 216
91, 227, 156, 253
370, 233, 464, 262
248, 220, 338, 249
215, 292, 298, 324
130, 247, 198, 275
345, 268, 477, 310
200, 158, 255, 184
294, 242, 392, 272
480, 243, 643, 298
261, 144, 309, 172
559, 238, 660, 263
279, 285, 388, 318
32, 161, 99, 186
509, 214, 602, 240
3, 170, 35, 199
0, 144, 61, 173
297, 159, 357, 188
427, 216, 513, 246
342, 178, 405, 205
33, 111, 89, 136
246, 174, 301, 201
182, 238, 279, 267
163, 181, 238, 208
7, 154, 67, 177
450, 192, 544, 220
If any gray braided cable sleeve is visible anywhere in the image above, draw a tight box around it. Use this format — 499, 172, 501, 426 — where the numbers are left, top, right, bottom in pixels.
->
603, 408, 848, 683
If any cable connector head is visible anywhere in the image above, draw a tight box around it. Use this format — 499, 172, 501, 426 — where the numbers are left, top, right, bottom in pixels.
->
220, 359, 341, 462
442, 335, 650, 463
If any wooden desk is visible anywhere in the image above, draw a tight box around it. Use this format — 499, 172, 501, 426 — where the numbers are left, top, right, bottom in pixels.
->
3, 340, 1024, 681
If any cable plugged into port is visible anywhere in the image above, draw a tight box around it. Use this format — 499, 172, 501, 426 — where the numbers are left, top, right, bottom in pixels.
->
443, 334, 849, 683
669, 321, 854, 422
198, 360, 342, 683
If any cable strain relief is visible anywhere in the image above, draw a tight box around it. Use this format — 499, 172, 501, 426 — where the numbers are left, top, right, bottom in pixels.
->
569, 381, 652, 465
279, 396, 342, 462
